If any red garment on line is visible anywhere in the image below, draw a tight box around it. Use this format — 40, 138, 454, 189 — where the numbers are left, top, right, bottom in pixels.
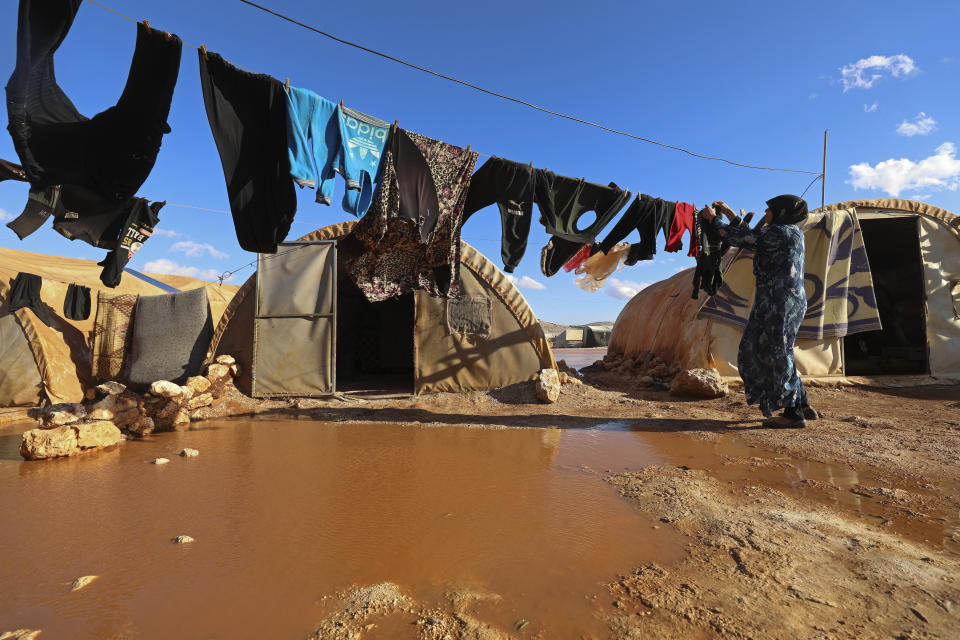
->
664, 202, 698, 257
562, 244, 592, 272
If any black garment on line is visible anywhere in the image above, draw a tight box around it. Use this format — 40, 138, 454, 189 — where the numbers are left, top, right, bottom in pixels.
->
392, 127, 442, 242
464, 158, 549, 273
198, 50, 296, 254
98, 199, 165, 288
64, 283, 91, 321
538, 176, 631, 276
691, 210, 754, 298
540, 175, 632, 243
6, 185, 61, 240
7, 2, 181, 212
598, 194, 675, 260
7, 272, 53, 327
0, 158, 28, 182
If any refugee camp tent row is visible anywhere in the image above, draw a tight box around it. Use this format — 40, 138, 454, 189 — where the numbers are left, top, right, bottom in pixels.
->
0, 247, 239, 407
553, 325, 612, 348
609, 199, 960, 383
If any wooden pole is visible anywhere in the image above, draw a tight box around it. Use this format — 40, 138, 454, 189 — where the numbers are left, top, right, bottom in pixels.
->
821, 129, 827, 210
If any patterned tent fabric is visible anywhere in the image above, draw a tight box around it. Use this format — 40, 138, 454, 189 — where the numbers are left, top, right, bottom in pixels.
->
698, 209, 883, 340
91, 292, 138, 381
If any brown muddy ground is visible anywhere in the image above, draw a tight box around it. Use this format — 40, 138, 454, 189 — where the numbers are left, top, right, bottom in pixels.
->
284, 371, 960, 639
1, 367, 958, 639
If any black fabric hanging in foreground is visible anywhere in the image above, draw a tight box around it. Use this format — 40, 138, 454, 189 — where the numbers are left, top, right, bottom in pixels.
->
64, 283, 91, 321
6, 0, 180, 214
537, 175, 631, 276
198, 49, 296, 254
463, 158, 554, 273
598, 194, 676, 261
7, 272, 54, 327
691, 209, 754, 298
0, 158, 28, 183
540, 176, 632, 244
97, 199, 165, 288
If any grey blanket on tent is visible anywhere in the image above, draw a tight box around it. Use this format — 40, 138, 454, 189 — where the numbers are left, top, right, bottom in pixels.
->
127, 287, 213, 385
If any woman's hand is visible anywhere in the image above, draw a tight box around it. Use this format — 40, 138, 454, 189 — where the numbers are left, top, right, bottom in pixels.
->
712, 201, 736, 220
701, 204, 717, 222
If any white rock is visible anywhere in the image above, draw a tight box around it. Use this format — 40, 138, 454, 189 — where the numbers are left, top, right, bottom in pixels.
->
669, 368, 729, 398
186, 393, 213, 411
535, 369, 561, 403
34, 403, 86, 427
149, 380, 182, 398
172, 535, 194, 544
20, 425, 78, 460
180, 448, 199, 458
152, 457, 170, 465
70, 575, 98, 591
95, 381, 127, 396
214, 354, 236, 366
185, 375, 211, 394
75, 421, 123, 449
205, 363, 230, 382
0, 630, 42, 640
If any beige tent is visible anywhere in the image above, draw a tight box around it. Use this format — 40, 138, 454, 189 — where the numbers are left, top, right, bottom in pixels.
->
609, 199, 960, 383
0, 247, 240, 406
209, 221, 556, 395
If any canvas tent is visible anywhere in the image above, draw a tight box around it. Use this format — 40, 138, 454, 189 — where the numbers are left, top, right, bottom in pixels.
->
553, 325, 612, 348
0, 247, 240, 407
608, 199, 960, 382
209, 221, 557, 395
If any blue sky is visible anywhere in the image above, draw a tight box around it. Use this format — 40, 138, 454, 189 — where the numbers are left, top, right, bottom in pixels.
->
1, 0, 958, 325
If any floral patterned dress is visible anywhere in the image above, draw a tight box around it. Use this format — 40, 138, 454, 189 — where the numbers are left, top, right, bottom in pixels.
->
710, 217, 809, 416
343, 128, 478, 302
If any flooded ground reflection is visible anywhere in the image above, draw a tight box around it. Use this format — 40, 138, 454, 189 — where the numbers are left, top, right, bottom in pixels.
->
0, 419, 681, 639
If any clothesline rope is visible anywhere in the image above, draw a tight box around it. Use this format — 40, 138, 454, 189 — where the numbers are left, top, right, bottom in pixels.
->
78, 0, 821, 286
87, 0, 820, 176
235, 0, 822, 176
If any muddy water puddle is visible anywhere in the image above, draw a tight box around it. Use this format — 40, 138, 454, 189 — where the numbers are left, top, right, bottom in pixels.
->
0, 416, 954, 638
0, 419, 682, 639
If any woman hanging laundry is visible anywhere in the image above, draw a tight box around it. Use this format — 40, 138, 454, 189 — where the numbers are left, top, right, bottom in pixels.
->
701, 195, 818, 428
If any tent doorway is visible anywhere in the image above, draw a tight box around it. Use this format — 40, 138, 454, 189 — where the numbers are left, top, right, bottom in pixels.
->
844, 216, 928, 375
336, 265, 415, 394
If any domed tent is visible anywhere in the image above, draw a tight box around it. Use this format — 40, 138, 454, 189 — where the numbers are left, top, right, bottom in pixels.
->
208, 221, 556, 395
608, 199, 960, 383
0, 247, 240, 408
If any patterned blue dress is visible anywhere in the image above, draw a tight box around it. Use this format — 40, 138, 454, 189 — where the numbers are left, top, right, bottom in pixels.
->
710, 217, 809, 416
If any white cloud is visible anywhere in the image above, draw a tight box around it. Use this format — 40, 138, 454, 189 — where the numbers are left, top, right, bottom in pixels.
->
863, 102, 878, 113
170, 240, 228, 259
143, 258, 223, 281
808, 92, 818, 100
896, 112, 937, 137
840, 54, 916, 91
506, 274, 546, 290
605, 278, 649, 301
848, 142, 960, 197
152, 228, 182, 238
909, 193, 932, 201
0, 207, 13, 221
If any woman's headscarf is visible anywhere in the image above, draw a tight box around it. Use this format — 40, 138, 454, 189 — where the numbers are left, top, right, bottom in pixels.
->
765, 194, 808, 225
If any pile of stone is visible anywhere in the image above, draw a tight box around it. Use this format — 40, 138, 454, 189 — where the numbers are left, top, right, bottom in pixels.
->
20, 356, 241, 461
598, 350, 681, 390
595, 351, 729, 398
